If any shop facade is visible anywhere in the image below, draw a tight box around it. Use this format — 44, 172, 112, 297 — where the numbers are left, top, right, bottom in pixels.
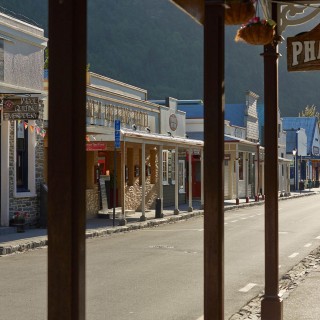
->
0, 13, 47, 226
84, 73, 203, 218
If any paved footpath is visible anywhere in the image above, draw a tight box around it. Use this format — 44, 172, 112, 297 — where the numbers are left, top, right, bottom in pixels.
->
1, 189, 320, 319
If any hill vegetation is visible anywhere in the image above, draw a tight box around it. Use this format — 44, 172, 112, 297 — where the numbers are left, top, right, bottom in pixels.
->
0, 0, 319, 116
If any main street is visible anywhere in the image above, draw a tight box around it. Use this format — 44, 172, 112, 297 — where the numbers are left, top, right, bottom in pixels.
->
1, 195, 320, 320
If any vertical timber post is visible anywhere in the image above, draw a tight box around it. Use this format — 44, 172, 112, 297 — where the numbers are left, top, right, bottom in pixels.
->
48, 0, 86, 320
261, 3, 283, 320
204, 1, 225, 319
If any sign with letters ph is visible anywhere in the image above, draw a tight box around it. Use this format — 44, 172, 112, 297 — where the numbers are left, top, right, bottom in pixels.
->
287, 24, 320, 72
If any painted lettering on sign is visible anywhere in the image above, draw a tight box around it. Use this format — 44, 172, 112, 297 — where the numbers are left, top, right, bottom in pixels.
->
287, 24, 320, 72
86, 99, 149, 129
3, 97, 40, 120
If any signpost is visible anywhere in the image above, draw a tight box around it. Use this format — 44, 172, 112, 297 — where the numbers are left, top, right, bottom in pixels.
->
113, 120, 121, 226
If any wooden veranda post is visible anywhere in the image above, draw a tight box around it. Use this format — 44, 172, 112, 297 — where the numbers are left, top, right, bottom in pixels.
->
261, 2, 283, 319
204, 1, 225, 319
48, 0, 87, 319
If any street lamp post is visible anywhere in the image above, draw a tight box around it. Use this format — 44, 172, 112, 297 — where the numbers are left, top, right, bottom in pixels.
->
292, 148, 297, 191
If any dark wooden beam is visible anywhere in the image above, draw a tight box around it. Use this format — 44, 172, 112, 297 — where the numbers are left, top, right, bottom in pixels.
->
204, 1, 225, 319
261, 2, 283, 320
48, 1, 86, 319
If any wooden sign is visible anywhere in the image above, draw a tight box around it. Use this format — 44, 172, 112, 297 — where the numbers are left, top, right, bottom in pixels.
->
3, 97, 39, 120
287, 24, 320, 72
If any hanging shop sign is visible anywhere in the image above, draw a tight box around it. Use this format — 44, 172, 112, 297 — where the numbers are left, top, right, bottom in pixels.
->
287, 23, 320, 72
3, 97, 40, 120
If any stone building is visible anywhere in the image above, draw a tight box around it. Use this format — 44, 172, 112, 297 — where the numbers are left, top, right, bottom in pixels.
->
0, 12, 47, 226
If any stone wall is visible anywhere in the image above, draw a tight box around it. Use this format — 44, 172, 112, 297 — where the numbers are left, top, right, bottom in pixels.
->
86, 185, 99, 218
9, 120, 45, 224
125, 144, 159, 211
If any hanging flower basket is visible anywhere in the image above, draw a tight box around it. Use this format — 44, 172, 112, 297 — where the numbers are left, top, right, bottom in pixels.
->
235, 18, 276, 45
225, 0, 256, 25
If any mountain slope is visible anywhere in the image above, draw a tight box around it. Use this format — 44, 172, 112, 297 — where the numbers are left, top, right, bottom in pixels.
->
0, 0, 319, 116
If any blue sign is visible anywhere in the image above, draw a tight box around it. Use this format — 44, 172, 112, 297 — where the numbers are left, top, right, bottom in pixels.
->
114, 120, 120, 148
115, 120, 120, 131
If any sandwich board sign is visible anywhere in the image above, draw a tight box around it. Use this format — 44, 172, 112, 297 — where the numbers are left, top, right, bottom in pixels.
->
287, 23, 320, 72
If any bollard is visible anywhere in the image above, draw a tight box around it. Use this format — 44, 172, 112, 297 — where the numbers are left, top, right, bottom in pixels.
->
155, 198, 163, 218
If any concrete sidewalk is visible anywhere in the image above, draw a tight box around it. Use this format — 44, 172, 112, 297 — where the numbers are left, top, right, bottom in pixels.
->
1, 188, 320, 319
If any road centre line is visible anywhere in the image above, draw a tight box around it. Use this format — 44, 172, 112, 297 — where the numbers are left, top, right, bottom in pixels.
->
289, 252, 299, 258
304, 243, 312, 247
239, 283, 257, 292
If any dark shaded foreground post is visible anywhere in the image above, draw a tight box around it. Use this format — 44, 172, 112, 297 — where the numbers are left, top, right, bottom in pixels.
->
261, 3, 283, 319
204, 1, 225, 319
48, 0, 87, 319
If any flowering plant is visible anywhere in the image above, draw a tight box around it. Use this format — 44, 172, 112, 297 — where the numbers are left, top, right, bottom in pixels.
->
13, 211, 28, 224
235, 16, 276, 45
241, 16, 276, 29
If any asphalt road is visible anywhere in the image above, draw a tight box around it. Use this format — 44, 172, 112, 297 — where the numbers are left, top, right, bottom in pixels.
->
1, 195, 320, 320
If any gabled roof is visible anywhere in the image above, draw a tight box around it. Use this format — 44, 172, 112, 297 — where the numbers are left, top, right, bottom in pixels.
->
282, 117, 317, 153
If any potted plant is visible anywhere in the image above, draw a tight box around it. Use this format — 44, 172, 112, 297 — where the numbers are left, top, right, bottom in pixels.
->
12, 211, 28, 233
235, 17, 276, 45
225, 0, 256, 25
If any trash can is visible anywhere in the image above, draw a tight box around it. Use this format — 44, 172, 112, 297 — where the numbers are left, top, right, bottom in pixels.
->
155, 198, 163, 218
299, 181, 304, 191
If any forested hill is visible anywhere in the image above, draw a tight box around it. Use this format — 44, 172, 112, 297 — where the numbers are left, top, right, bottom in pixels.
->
0, 0, 319, 116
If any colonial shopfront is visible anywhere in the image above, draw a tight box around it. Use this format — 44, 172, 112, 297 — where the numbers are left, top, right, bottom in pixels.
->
84, 73, 203, 220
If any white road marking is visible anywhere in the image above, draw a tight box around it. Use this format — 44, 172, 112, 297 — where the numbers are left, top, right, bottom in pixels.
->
196, 316, 204, 320
257, 213, 262, 216
279, 231, 288, 234
279, 265, 281, 268
239, 283, 257, 292
315, 236, 320, 240
289, 252, 299, 258
231, 220, 238, 223
241, 217, 247, 220
224, 223, 228, 225
304, 243, 312, 248
249, 215, 255, 218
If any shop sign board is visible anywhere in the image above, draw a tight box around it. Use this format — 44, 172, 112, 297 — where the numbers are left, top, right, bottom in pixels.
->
3, 97, 40, 120
86, 142, 106, 151
287, 24, 320, 72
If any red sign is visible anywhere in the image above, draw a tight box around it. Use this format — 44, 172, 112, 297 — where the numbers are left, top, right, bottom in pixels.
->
86, 142, 106, 151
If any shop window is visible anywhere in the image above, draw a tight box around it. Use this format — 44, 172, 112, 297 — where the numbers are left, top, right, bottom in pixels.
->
127, 148, 133, 186
15, 120, 36, 195
178, 160, 185, 193
171, 150, 175, 184
150, 149, 156, 184
162, 150, 169, 184
239, 152, 244, 181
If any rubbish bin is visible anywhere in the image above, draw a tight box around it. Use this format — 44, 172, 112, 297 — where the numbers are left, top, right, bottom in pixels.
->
299, 181, 304, 191
155, 198, 163, 218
